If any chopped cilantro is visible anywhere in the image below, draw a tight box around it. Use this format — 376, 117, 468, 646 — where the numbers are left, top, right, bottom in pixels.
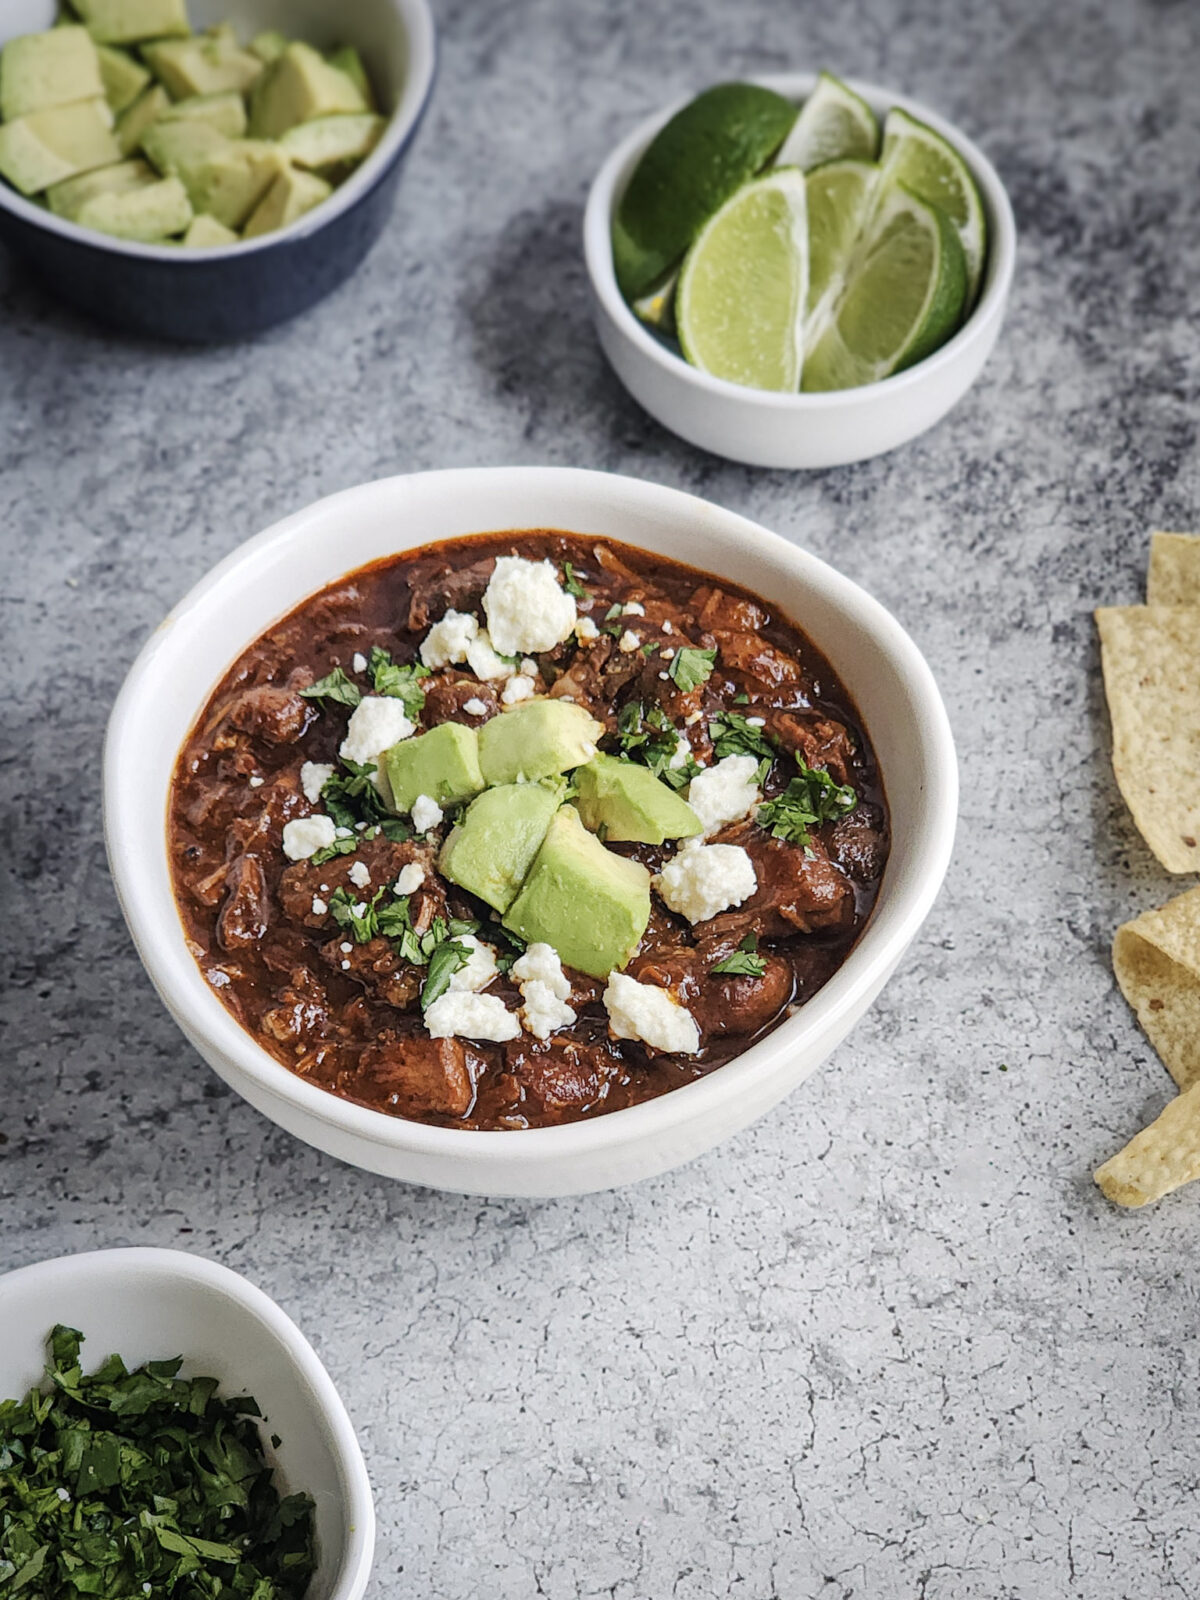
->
491, 923, 527, 974
667, 646, 716, 693
328, 886, 381, 943
660, 755, 701, 791
299, 665, 361, 709
710, 711, 775, 767
420, 938, 472, 1009
561, 561, 588, 599
368, 645, 429, 718
613, 701, 681, 778
733, 692, 750, 705
711, 935, 767, 978
379, 817, 414, 843
642, 640, 661, 656
755, 759, 858, 846
310, 835, 360, 866
604, 603, 623, 621
322, 757, 392, 830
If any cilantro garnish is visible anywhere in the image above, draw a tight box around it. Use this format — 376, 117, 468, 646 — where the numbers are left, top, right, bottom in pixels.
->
561, 561, 588, 599
711, 935, 767, 979
367, 645, 429, 718
491, 923, 527, 974
0, 1325, 315, 1600
667, 646, 716, 693
710, 711, 775, 766
613, 701, 680, 775
310, 834, 359, 867
299, 666, 361, 709
420, 937, 472, 1010
660, 755, 701, 792
756, 759, 858, 846
603, 603, 623, 621
322, 758, 392, 830
328, 886, 381, 943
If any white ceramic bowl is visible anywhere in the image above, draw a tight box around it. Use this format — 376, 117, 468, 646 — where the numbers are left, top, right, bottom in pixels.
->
583, 74, 1017, 469
0, 1248, 374, 1600
104, 466, 958, 1197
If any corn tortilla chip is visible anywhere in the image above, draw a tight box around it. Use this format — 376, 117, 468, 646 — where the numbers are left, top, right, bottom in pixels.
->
1113, 886, 1200, 1091
1146, 530, 1200, 606
1095, 605, 1200, 873
1095, 1080, 1200, 1207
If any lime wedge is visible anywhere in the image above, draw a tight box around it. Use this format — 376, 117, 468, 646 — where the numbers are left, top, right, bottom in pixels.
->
613, 82, 798, 303
805, 157, 878, 324
880, 107, 986, 302
633, 270, 678, 334
776, 70, 880, 170
676, 167, 808, 391
802, 182, 966, 391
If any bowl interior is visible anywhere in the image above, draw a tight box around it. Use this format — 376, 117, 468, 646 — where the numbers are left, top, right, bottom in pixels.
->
0, 1250, 370, 1600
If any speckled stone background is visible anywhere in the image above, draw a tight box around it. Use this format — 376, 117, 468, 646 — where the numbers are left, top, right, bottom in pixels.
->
3, 0, 1200, 1593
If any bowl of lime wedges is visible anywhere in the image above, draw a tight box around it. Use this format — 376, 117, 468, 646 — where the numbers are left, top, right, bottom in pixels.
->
583, 72, 1015, 469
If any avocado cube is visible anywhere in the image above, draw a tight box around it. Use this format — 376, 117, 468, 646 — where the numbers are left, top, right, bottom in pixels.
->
250, 30, 289, 65
141, 116, 226, 182
0, 98, 119, 196
574, 753, 703, 845
188, 138, 287, 229
73, 0, 189, 46
249, 42, 366, 139
75, 173, 191, 239
0, 27, 105, 121
114, 81, 168, 155
181, 211, 238, 247
503, 808, 651, 979
439, 783, 561, 913
477, 699, 604, 787
242, 165, 331, 238
326, 45, 375, 110
381, 723, 485, 816
96, 42, 149, 113
142, 33, 264, 99
46, 155, 155, 218
279, 112, 385, 171
159, 90, 247, 138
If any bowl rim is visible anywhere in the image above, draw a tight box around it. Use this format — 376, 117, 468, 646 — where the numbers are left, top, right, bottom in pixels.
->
0, 0, 436, 262
104, 465, 958, 1171
0, 1246, 376, 1600
582, 71, 1017, 409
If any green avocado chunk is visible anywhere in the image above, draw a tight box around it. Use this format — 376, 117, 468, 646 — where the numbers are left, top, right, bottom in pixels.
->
0, 27, 105, 121
0, 98, 119, 195
503, 807, 651, 979
73, 0, 190, 46
159, 90, 248, 138
250, 30, 289, 65
75, 173, 191, 239
381, 722, 485, 816
249, 42, 366, 139
574, 752, 702, 845
46, 155, 155, 218
477, 699, 604, 787
142, 32, 264, 99
279, 112, 384, 171
242, 165, 331, 237
115, 81, 169, 156
439, 782, 561, 913
96, 43, 151, 113
181, 211, 238, 247
142, 122, 284, 228
326, 45, 375, 110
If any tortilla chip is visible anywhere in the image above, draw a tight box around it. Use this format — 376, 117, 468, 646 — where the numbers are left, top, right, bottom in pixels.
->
1095, 1080, 1200, 1206
1113, 886, 1200, 1090
1095, 605, 1200, 872
1146, 530, 1200, 606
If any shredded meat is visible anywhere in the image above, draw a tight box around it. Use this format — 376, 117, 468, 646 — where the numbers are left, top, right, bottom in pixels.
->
406, 554, 497, 631
629, 933, 793, 1042
707, 822, 855, 940
222, 679, 313, 745
350, 1036, 476, 1117
216, 854, 269, 951
422, 676, 501, 726
506, 1035, 616, 1114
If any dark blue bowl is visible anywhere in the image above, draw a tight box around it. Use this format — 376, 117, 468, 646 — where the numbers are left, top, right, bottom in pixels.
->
0, 0, 436, 342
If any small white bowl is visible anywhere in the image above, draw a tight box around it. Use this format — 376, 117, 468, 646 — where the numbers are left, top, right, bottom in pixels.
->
0, 1248, 375, 1600
104, 465, 958, 1197
583, 74, 1017, 469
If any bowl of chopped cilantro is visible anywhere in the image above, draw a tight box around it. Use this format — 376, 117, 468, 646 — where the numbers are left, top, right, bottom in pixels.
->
0, 1247, 374, 1600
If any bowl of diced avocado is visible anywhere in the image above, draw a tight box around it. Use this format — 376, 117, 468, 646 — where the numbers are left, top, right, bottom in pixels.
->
0, 0, 435, 339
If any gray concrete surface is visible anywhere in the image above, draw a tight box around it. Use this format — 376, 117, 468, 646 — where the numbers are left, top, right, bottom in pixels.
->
3, 0, 1199, 1594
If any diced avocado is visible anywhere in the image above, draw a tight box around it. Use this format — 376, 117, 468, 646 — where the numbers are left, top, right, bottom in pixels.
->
75, 173, 191, 239
477, 699, 604, 787
242, 165, 331, 238
181, 211, 238, 247
141, 117, 226, 183
187, 138, 286, 229
381, 722, 485, 816
503, 808, 651, 979
250, 30, 289, 65
142, 32, 263, 99
96, 42, 149, 113
439, 783, 560, 914
249, 41, 366, 139
0, 98, 119, 196
574, 753, 703, 845
114, 81, 168, 155
0, 27, 104, 121
326, 45, 375, 110
279, 112, 385, 171
46, 155, 154, 218
73, 0, 189, 46
159, 90, 247, 138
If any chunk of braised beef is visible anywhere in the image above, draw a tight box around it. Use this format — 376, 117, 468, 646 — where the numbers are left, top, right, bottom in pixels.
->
689, 584, 770, 635
827, 802, 889, 885
278, 838, 439, 929
405, 554, 497, 631
422, 675, 500, 726
505, 1035, 616, 1114
712, 631, 804, 688
707, 821, 855, 940
216, 854, 269, 951
761, 710, 857, 788
222, 676, 314, 746
261, 965, 331, 1045
549, 635, 619, 723
321, 935, 424, 1010
628, 934, 793, 1042
352, 1035, 476, 1117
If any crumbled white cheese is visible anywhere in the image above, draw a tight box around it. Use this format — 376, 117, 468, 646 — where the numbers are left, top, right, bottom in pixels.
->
686, 754, 761, 836
56, 1488, 70, 1502
668, 736, 693, 770
466, 629, 511, 681
341, 959, 351, 970
462, 697, 489, 716
619, 629, 641, 653
521, 980, 577, 1040
352, 651, 368, 673
448, 934, 500, 993
352, 902, 368, 917
395, 863, 425, 896
655, 842, 757, 925
658, 671, 670, 681
299, 760, 333, 803
340, 696, 414, 764
622, 600, 646, 616
311, 896, 327, 915
248, 775, 264, 789
746, 716, 766, 728
520, 657, 538, 675
511, 941, 572, 1001
348, 860, 371, 890
425, 990, 521, 1042
685, 710, 703, 726
575, 615, 599, 642
483, 556, 577, 655
603, 972, 700, 1055
282, 814, 337, 861
411, 793, 444, 832
340, 941, 353, 953
501, 673, 536, 705
663, 648, 676, 660
420, 608, 478, 669
662, 620, 674, 634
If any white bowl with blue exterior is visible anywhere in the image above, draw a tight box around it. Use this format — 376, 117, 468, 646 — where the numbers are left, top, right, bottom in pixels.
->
0, 1247, 375, 1600
583, 74, 1016, 469
105, 465, 958, 1198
